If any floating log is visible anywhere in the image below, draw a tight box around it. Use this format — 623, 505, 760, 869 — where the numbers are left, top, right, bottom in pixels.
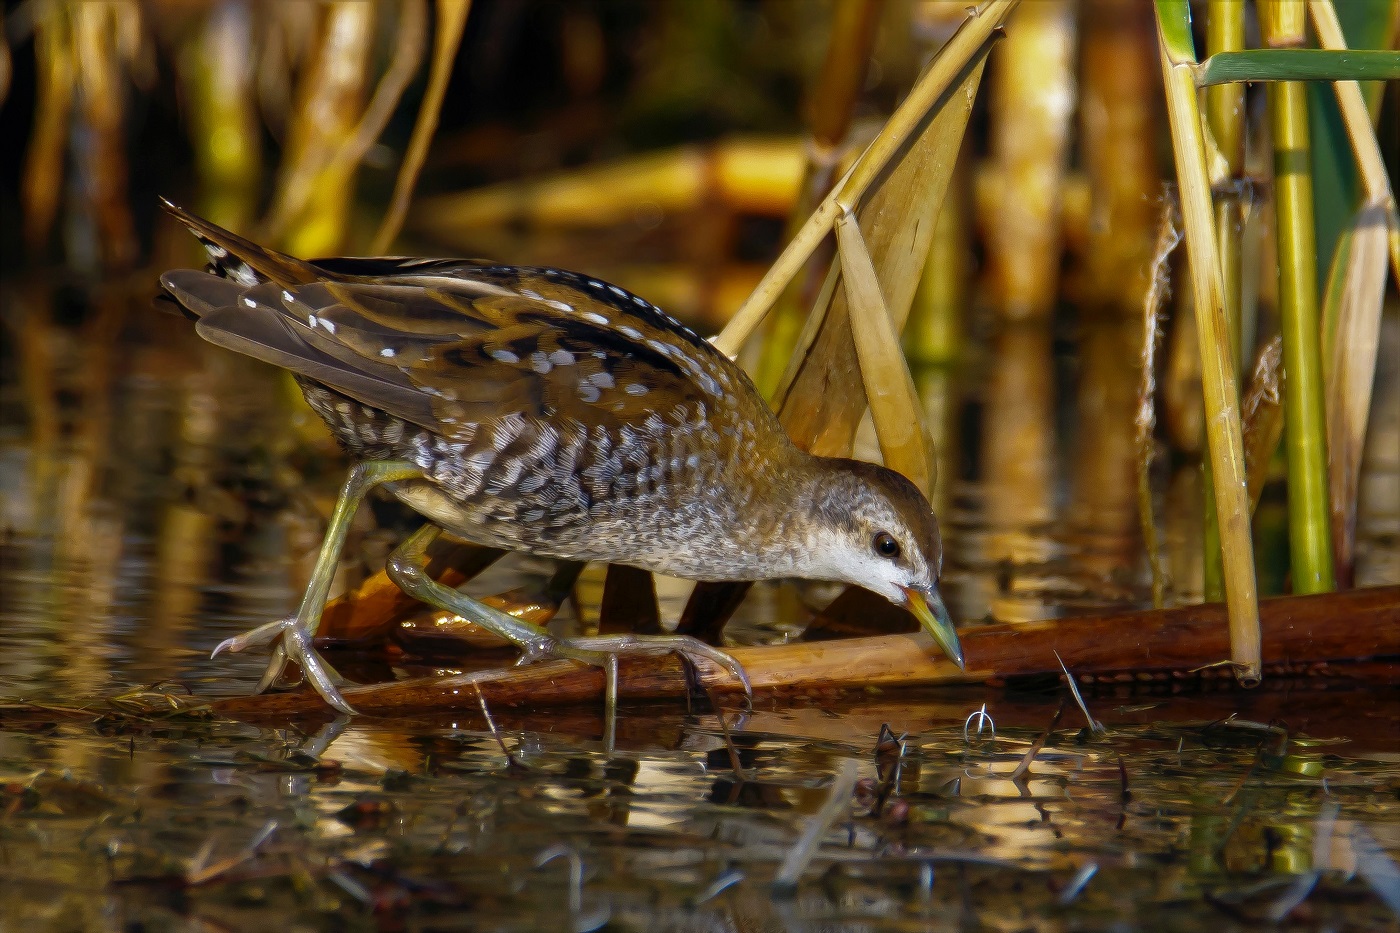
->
212, 585, 1400, 718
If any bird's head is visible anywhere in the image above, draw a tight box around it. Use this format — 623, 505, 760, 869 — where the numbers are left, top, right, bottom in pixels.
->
798, 458, 963, 669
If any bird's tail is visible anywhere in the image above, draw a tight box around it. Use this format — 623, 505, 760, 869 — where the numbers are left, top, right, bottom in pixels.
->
159, 197, 318, 290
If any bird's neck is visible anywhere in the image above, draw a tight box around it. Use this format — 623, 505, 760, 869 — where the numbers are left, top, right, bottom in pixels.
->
731, 449, 852, 580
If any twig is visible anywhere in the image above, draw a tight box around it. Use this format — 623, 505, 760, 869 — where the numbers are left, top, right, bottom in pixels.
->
1009, 701, 1065, 783
772, 758, 860, 895
1054, 650, 1105, 734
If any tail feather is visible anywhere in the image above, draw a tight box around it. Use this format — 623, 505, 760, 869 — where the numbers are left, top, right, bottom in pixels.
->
159, 197, 318, 289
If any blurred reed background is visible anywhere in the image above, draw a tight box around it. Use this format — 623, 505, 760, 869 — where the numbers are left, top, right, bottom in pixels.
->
0, 1, 1396, 691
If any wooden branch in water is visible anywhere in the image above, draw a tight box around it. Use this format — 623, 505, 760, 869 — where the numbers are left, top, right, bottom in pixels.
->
210, 586, 1400, 718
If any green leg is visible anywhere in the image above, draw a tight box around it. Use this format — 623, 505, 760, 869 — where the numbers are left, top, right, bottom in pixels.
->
385, 527, 753, 727
213, 460, 422, 714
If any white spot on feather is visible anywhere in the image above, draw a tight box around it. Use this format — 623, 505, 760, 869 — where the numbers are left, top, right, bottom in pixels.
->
380, 347, 396, 358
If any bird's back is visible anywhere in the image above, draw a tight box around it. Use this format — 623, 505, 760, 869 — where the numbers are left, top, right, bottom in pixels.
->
158, 201, 799, 572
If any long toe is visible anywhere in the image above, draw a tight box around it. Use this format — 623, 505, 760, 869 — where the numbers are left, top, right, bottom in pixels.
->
560, 633, 753, 707
280, 623, 357, 715
211, 617, 295, 657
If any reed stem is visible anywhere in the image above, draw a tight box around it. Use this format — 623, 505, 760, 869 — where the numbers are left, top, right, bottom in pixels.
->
1262, 1, 1336, 595
1154, 0, 1261, 682
1200, 0, 1246, 602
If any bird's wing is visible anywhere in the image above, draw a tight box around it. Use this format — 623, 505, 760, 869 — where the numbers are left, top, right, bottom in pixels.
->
158, 202, 751, 440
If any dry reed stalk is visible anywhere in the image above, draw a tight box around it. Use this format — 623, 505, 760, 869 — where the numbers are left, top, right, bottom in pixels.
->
682, 21, 998, 638
1320, 208, 1389, 587
265, 0, 376, 256
262, 0, 427, 244
20, 2, 74, 256
371, 0, 471, 253
978, 0, 1077, 322
754, 0, 884, 396
1200, 0, 1248, 602
413, 139, 804, 237
1308, 0, 1398, 588
1079, 0, 1161, 315
1308, 0, 1400, 281
712, 0, 1020, 358
184, 2, 263, 231
1155, 0, 1261, 682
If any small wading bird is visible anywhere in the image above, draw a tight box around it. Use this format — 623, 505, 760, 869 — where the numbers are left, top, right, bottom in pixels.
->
157, 198, 964, 715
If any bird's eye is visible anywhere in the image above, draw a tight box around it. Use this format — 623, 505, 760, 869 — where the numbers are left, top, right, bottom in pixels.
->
872, 532, 900, 559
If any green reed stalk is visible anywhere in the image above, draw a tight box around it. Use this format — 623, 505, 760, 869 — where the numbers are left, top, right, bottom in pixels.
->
1262, 2, 1335, 594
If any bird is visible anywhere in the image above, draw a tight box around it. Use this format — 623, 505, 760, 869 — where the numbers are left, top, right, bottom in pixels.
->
156, 197, 964, 716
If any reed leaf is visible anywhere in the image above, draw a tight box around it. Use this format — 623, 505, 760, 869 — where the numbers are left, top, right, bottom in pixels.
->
836, 211, 934, 495
768, 55, 987, 462
712, 0, 1019, 358
1197, 49, 1400, 86
1321, 205, 1389, 588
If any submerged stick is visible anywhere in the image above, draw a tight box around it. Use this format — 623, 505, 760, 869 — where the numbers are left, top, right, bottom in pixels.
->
211, 586, 1400, 717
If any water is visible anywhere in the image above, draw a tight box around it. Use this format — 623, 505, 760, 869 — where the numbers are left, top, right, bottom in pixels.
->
1, 275, 1397, 930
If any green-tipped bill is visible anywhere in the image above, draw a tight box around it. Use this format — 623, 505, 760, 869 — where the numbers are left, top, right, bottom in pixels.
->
900, 584, 964, 669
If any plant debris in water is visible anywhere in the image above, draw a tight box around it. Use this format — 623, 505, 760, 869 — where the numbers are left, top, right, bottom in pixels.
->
1, 686, 1398, 931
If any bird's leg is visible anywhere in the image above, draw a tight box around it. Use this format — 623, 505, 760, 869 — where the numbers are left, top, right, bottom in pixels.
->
386, 528, 753, 725
213, 459, 423, 714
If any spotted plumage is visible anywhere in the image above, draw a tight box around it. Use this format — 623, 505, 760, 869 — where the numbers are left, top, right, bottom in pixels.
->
157, 198, 964, 691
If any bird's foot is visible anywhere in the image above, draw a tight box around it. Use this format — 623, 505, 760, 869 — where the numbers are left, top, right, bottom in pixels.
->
519, 633, 753, 715
212, 616, 356, 715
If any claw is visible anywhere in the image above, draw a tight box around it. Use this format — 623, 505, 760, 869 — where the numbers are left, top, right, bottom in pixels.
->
211, 617, 292, 657
211, 616, 356, 714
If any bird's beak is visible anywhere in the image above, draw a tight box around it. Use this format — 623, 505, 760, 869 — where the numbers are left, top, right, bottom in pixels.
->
900, 584, 964, 669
